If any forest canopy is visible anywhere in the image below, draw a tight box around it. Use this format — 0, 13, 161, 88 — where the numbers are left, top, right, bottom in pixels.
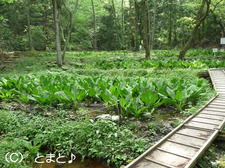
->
0, 0, 224, 62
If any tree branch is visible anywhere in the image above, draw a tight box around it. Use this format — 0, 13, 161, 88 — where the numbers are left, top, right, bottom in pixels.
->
209, 0, 223, 15
62, 0, 72, 19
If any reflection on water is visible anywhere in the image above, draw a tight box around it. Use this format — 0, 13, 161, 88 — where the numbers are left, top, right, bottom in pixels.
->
34, 158, 112, 168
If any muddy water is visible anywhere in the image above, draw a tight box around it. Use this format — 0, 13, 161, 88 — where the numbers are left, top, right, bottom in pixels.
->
34, 158, 112, 168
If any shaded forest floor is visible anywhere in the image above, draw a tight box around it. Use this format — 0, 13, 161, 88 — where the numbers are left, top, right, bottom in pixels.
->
0, 50, 225, 168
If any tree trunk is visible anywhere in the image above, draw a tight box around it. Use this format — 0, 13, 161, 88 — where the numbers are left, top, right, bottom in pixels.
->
62, 0, 79, 63
219, 22, 225, 37
173, 0, 179, 48
151, 0, 156, 50
134, 0, 139, 51
91, 0, 97, 50
180, 0, 185, 47
27, 0, 34, 51
128, 0, 132, 49
111, 0, 121, 49
168, 0, 173, 49
121, 0, 124, 48
142, 0, 150, 60
182, 25, 185, 47
147, 0, 151, 50
202, 20, 205, 47
60, 23, 66, 43
178, 0, 211, 60
52, 0, 62, 67
111, 0, 117, 24
43, 1, 48, 50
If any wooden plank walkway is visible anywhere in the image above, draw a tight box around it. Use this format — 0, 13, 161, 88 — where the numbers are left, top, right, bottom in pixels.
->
125, 69, 225, 168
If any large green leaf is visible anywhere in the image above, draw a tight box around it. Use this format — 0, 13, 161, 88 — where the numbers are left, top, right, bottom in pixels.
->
175, 89, 183, 102
149, 94, 159, 105
77, 90, 86, 102
140, 90, 151, 105
119, 97, 126, 107
55, 91, 70, 103
166, 87, 175, 98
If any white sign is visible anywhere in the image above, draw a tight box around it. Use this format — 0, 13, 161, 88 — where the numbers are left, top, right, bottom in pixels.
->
213, 48, 218, 53
221, 38, 225, 45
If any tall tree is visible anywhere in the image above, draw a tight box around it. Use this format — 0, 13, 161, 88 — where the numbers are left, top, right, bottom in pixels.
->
146, 0, 151, 50
180, 0, 185, 47
168, 0, 173, 49
142, 0, 150, 59
62, 0, 79, 63
178, 0, 211, 60
27, 0, 34, 51
121, 0, 124, 48
134, 0, 140, 51
128, 0, 132, 49
111, 0, 121, 49
91, 0, 97, 50
151, 0, 156, 50
52, 0, 62, 67
42, 0, 48, 50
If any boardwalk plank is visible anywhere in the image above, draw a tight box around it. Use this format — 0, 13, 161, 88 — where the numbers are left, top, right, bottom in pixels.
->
203, 107, 225, 113
169, 134, 206, 148
159, 141, 199, 158
185, 121, 218, 130
177, 128, 212, 138
132, 160, 168, 168
146, 150, 190, 168
197, 113, 224, 120
191, 117, 221, 125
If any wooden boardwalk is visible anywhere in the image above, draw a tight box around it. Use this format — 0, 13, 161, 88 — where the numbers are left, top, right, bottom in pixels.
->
125, 69, 225, 168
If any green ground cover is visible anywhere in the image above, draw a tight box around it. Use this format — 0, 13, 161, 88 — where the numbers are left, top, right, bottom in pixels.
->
0, 49, 224, 168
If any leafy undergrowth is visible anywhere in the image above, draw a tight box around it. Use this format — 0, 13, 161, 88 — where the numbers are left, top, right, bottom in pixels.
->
93, 59, 225, 70
0, 75, 211, 117
0, 109, 171, 168
1, 49, 225, 78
